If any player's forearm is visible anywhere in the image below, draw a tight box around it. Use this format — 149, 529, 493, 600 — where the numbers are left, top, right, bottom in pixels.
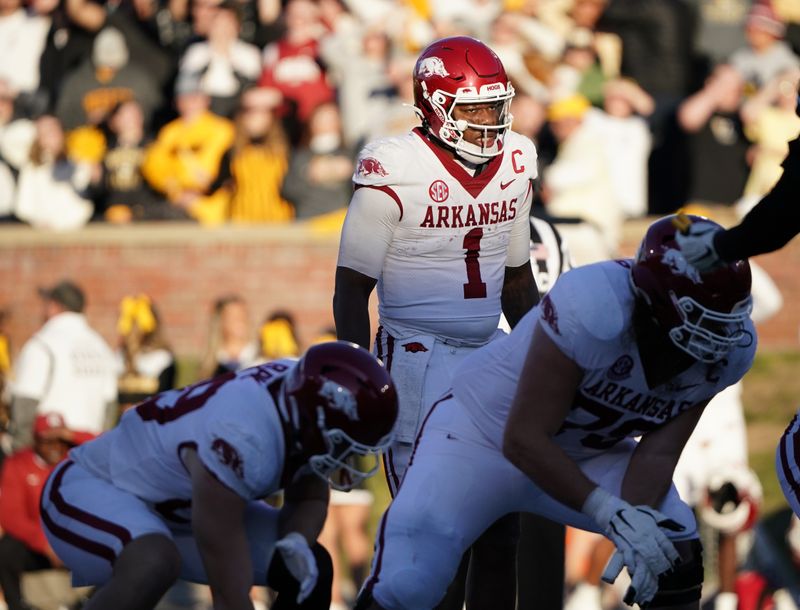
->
501, 261, 539, 328
278, 497, 329, 546
279, 474, 329, 544
194, 513, 255, 610
332, 273, 374, 349
503, 429, 596, 511
619, 450, 676, 509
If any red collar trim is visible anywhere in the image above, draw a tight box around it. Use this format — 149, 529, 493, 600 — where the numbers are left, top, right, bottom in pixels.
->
413, 127, 503, 199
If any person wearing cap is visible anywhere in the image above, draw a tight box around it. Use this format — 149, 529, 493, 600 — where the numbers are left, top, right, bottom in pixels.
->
54, 26, 163, 131
140, 71, 235, 222
540, 93, 620, 265
0, 413, 72, 610
10, 280, 117, 452
729, 2, 800, 92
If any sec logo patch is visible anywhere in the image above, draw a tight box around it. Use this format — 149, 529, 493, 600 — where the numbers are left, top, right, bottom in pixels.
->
429, 180, 449, 203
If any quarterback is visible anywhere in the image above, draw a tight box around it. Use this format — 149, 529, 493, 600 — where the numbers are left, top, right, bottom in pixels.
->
333, 36, 539, 609
356, 215, 757, 610
39, 342, 398, 610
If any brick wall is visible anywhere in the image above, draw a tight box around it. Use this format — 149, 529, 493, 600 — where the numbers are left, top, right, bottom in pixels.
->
1, 221, 798, 364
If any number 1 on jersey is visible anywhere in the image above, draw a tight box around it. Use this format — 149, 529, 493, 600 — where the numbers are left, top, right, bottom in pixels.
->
463, 227, 487, 299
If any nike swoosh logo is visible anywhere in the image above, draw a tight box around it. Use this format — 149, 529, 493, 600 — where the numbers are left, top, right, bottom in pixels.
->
500, 179, 515, 190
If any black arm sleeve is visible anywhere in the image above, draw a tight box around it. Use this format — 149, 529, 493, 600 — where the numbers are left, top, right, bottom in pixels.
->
715, 136, 800, 261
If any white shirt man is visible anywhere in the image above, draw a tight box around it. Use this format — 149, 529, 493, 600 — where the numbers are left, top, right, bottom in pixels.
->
11, 280, 117, 449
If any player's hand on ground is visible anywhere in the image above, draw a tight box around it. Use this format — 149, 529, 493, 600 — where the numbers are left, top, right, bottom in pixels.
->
674, 220, 723, 272
275, 532, 318, 604
583, 488, 684, 606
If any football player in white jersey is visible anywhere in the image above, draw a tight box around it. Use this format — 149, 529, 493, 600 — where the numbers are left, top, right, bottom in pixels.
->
354, 215, 757, 610
333, 36, 539, 609
39, 342, 398, 610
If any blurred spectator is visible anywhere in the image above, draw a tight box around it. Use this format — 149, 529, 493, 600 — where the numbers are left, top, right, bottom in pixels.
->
64, 0, 176, 91
198, 85, 291, 224
688, 0, 749, 72
584, 78, 654, 218
0, 413, 71, 610
14, 114, 94, 231
178, 0, 262, 118
258, 309, 300, 360
141, 72, 234, 222
198, 294, 259, 380
91, 100, 188, 223
115, 294, 176, 411
55, 26, 163, 131
541, 94, 619, 264
0, 308, 11, 441
739, 67, 800, 211
365, 53, 419, 140
729, 1, 800, 93
318, 484, 374, 610
0, 79, 36, 175
0, 0, 50, 95
738, 508, 800, 609
599, 0, 696, 214
489, 12, 550, 102
511, 0, 568, 64
30, 0, 91, 118
678, 63, 749, 205
9, 280, 117, 451
550, 27, 606, 104
258, 0, 335, 141
321, 21, 394, 149
282, 101, 353, 221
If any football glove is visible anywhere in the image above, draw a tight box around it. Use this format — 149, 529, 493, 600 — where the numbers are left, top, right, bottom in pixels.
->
674, 219, 723, 272
583, 487, 684, 607
275, 532, 318, 604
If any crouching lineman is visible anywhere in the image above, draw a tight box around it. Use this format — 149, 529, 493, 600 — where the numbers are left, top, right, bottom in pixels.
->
40, 341, 398, 610
355, 215, 757, 610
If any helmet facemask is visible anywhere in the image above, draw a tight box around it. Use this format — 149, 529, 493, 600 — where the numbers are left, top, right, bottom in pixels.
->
308, 406, 393, 491
667, 292, 753, 363
422, 81, 515, 164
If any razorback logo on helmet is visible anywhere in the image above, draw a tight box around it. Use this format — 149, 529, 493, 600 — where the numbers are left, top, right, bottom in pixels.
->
541, 294, 560, 335
662, 249, 702, 284
417, 56, 449, 78
319, 380, 360, 421
402, 342, 429, 353
211, 437, 244, 479
357, 157, 388, 178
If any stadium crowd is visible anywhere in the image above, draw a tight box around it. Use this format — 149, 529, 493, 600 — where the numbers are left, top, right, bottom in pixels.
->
0, 0, 797, 234
2, 0, 800, 609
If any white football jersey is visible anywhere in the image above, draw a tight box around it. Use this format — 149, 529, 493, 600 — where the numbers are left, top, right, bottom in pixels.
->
69, 361, 293, 506
337, 128, 537, 344
454, 260, 757, 456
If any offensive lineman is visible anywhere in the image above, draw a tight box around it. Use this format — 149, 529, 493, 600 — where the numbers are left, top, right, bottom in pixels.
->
39, 342, 398, 610
333, 36, 538, 609
355, 215, 757, 610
